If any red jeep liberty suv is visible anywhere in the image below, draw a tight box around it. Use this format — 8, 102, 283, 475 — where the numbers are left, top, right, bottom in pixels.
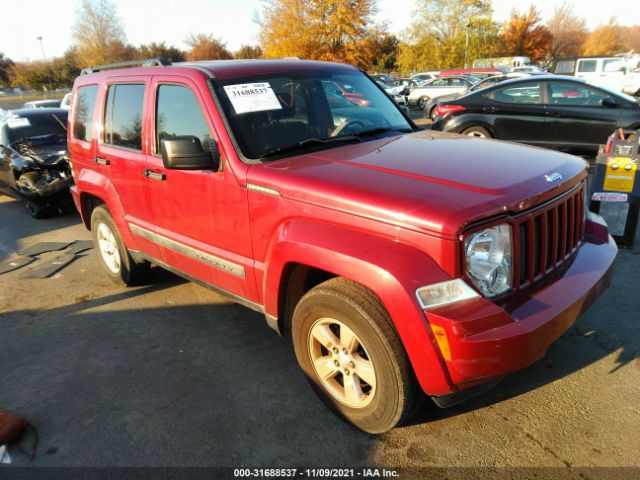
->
68, 58, 617, 433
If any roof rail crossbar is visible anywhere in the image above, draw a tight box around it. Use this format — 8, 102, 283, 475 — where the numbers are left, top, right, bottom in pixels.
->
81, 57, 171, 75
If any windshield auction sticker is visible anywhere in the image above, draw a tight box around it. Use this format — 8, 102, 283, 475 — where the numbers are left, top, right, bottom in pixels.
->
7, 117, 30, 128
224, 83, 283, 114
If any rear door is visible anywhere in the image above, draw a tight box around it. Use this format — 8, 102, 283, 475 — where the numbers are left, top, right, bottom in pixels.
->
95, 77, 162, 258
483, 80, 546, 144
543, 80, 622, 151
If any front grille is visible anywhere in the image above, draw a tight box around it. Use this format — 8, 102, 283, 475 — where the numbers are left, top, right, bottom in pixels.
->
512, 183, 585, 289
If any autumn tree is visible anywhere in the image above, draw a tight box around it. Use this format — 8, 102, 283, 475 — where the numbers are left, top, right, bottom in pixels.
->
0, 53, 14, 86
623, 26, 640, 52
398, 0, 499, 73
546, 1, 587, 62
582, 20, 627, 56
185, 34, 233, 61
234, 44, 263, 59
368, 33, 399, 72
137, 42, 186, 62
257, 0, 380, 68
72, 0, 135, 67
498, 6, 553, 64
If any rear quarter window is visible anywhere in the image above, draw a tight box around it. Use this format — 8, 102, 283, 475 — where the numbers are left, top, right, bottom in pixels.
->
72, 85, 98, 142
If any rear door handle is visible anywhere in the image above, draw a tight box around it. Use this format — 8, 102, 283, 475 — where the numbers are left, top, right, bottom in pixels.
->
484, 106, 497, 113
94, 156, 110, 166
546, 110, 563, 117
143, 169, 166, 181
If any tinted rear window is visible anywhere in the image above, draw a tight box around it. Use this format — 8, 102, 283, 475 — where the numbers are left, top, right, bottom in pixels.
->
73, 85, 98, 142
104, 84, 145, 151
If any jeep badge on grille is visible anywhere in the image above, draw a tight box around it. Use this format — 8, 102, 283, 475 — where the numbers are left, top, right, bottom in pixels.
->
544, 172, 563, 182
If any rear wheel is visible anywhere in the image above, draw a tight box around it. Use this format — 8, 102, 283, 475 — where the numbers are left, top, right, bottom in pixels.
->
291, 278, 420, 433
428, 105, 438, 120
462, 126, 492, 138
16, 172, 50, 219
91, 206, 150, 286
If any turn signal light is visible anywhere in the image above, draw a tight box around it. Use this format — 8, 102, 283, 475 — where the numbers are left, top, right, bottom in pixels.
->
434, 105, 466, 118
430, 324, 451, 362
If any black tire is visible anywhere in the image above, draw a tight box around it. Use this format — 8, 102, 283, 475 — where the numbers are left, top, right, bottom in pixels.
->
428, 105, 437, 120
17, 172, 50, 219
291, 277, 421, 434
462, 125, 492, 138
90, 206, 150, 286
417, 96, 429, 110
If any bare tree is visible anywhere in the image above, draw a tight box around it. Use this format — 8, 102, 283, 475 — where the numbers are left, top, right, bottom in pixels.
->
72, 0, 134, 67
546, 1, 587, 62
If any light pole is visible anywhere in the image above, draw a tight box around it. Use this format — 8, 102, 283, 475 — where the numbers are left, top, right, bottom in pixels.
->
36, 36, 53, 92
464, 21, 471, 70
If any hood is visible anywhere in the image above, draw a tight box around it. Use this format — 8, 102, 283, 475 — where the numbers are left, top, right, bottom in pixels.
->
15, 139, 68, 167
247, 130, 587, 238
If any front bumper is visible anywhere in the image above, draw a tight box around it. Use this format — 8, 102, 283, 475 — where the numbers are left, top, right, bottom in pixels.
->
426, 226, 617, 390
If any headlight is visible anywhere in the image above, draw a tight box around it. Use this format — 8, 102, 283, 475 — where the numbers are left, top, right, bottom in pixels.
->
465, 223, 512, 297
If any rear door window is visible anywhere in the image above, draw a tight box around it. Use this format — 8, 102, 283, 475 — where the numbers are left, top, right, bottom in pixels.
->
577, 60, 597, 73
103, 84, 145, 151
492, 82, 542, 104
72, 85, 98, 142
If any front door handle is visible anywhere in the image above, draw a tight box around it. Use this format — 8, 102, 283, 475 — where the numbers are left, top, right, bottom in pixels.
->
94, 156, 110, 166
143, 169, 166, 181
546, 110, 563, 117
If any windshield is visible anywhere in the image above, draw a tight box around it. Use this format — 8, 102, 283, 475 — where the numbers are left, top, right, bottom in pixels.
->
213, 71, 412, 160
5, 113, 67, 144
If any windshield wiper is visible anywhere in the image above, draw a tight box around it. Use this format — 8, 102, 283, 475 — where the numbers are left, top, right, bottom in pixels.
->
261, 135, 362, 159
351, 127, 413, 138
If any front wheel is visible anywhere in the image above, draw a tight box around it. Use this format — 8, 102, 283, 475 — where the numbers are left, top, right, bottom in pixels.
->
17, 172, 50, 219
417, 96, 429, 110
291, 278, 420, 433
91, 206, 150, 286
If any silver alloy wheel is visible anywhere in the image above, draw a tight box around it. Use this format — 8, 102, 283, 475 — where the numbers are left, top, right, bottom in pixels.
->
466, 130, 487, 138
308, 317, 377, 408
96, 222, 121, 274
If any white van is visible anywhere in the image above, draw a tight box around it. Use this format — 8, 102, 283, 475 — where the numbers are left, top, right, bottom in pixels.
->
553, 56, 640, 96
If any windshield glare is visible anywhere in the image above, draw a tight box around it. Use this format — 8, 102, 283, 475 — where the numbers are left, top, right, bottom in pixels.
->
214, 72, 412, 160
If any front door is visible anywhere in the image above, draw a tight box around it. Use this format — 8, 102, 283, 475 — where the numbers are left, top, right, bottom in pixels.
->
142, 75, 258, 303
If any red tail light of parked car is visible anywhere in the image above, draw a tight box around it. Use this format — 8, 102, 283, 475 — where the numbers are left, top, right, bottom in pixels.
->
434, 105, 465, 118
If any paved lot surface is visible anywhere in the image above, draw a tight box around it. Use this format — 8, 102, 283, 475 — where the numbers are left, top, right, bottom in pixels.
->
0, 184, 639, 476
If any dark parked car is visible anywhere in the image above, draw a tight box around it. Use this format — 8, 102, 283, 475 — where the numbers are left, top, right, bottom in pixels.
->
0, 108, 71, 217
424, 72, 538, 119
431, 75, 640, 153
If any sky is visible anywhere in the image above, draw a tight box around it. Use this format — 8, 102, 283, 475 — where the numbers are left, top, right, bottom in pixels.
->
1, 0, 638, 62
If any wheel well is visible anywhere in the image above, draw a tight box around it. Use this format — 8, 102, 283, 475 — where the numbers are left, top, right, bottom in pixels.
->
79, 193, 105, 229
278, 263, 336, 336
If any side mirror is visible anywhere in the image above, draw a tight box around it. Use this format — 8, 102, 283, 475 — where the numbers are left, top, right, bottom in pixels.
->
160, 136, 220, 171
602, 97, 618, 108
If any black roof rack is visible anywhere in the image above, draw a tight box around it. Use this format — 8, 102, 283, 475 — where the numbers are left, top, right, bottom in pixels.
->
80, 57, 171, 75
